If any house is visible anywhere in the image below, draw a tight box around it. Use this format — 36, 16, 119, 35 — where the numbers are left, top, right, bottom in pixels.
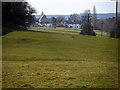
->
38, 12, 52, 27
36, 12, 81, 28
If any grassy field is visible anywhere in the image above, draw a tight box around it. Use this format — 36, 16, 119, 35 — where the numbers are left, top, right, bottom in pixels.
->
29, 27, 108, 37
2, 27, 118, 88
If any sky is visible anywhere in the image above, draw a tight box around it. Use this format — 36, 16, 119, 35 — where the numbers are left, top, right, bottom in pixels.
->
27, 0, 119, 15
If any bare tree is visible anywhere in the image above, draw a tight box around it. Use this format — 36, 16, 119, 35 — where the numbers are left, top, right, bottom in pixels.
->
92, 5, 97, 30
68, 13, 80, 23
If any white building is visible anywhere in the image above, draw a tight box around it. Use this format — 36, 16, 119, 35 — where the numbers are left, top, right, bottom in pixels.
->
38, 12, 52, 27
66, 23, 81, 29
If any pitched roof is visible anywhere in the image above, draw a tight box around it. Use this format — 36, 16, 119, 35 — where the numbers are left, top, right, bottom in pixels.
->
39, 13, 48, 23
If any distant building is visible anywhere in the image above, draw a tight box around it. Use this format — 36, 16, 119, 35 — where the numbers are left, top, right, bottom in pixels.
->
36, 12, 81, 28
66, 22, 81, 29
38, 12, 52, 27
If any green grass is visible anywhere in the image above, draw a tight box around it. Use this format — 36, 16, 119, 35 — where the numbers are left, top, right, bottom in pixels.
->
29, 27, 81, 35
2, 28, 118, 88
29, 27, 108, 37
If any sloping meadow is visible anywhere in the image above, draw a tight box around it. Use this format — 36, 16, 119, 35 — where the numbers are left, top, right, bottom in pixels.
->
2, 31, 118, 88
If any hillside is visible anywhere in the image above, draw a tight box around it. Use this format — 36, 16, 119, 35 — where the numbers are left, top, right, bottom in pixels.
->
2, 29, 118, 88
3, 31, 117, 61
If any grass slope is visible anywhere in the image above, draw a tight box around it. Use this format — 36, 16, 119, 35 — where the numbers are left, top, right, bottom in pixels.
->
29, 27, 108, 37
2, 30, 118, 88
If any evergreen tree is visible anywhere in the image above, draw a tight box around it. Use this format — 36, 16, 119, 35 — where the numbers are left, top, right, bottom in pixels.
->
80, 10, 96, 36
2, 1, 36, 35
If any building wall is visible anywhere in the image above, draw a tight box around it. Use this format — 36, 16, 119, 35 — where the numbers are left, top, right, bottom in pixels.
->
38, 23, 52, 27
67, 24, 81, 28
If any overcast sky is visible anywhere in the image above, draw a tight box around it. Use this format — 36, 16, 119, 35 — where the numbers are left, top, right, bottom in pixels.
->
27, 0, 119, 15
